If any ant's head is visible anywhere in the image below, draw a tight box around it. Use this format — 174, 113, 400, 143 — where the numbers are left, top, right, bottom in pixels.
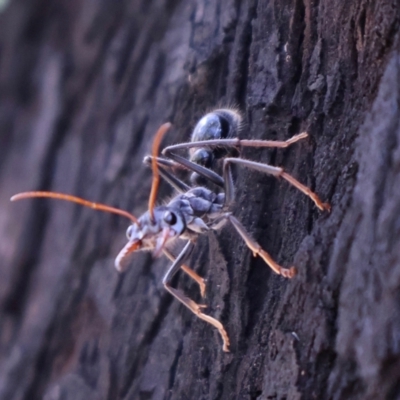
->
11, 123, 174, 274
115, 206, 185, 271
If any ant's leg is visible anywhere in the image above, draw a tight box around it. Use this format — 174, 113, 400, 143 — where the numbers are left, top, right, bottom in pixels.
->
161, 132, 308, 188
163, 248, 206, 298
144, 155, 182, 170
163, 241, 230, 352
143, 156, 190, 193
227, 214, 296, 278
162, 131, 308, 153
239, 132, 308, 148
162, 149, 225, 187
223, 158, 331, 211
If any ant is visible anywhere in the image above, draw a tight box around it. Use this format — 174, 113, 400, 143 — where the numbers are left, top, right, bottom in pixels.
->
11, 112, 330, 352
186, 108, 243, 185
144, 108, 330, 212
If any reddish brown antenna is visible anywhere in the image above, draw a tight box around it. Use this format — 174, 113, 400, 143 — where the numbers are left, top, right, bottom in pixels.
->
10, 191, 139, 224
148, 122, 172, 221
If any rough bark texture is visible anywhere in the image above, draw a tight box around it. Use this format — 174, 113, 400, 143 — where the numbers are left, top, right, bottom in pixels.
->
1, 0, 400, 399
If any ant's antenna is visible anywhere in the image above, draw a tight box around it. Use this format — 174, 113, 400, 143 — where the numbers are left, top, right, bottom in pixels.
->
148, 122, 171, 221
11, 192, 139, 224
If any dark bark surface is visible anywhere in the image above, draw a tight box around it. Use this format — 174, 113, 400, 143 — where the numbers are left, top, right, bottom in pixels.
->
1, 0, 400, 399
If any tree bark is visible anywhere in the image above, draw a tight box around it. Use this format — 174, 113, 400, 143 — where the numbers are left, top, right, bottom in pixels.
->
1, 0, 400, 399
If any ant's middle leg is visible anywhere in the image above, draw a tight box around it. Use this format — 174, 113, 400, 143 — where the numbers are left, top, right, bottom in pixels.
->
161, 148, 225, 188
211, 212, 296, 277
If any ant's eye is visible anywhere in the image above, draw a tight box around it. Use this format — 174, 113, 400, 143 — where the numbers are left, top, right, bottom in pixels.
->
164, 211, 177, 225
126, 225, 134, 239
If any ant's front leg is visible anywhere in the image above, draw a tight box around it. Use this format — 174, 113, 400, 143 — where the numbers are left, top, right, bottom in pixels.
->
163, 248, 206, 298
162, 241, 230, 352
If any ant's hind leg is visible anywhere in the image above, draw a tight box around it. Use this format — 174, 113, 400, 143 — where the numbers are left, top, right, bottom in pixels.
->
223, 158, 331, 211
163, 241, 230, 352
161, 132, 309, 189
162, 148, 225, 188
227, 214, 296, 278
162, 132, 308, 153
143, 156, 191, 193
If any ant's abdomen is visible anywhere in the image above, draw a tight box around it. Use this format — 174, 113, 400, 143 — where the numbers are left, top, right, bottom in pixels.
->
189, 108, 243, 185
191, 108, 242, 143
